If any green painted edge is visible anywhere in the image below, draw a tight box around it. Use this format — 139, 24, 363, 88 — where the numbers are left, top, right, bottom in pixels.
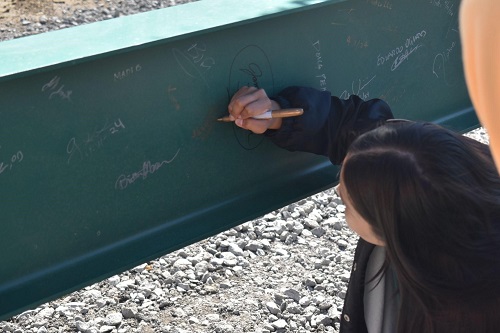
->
0, 0, 345, 81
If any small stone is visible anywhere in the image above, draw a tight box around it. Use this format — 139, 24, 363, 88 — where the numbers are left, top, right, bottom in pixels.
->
319, 302, 332, 311
210, 257, 224, 266
340, 273, 351, 282
37, 307, 54, 318
333, 221, 343, 230
311, 227, 326, 237
173, 258, 192, 269
223, 258, 238, 267
173, 308, 187, 318
283, 288, 301, 302
204, 285, 218, 293
328, 307, 342, 320
84, 289, 102, 299
286, 304, 303, 314
304, 218, 320, 229
245, 241, 264, 252
272, 319, 288, 329
122, 306, 138, 319
96, 298, 108, 308
177, 282, 190, 291
299, 296, 312, 307
274, 248, 289, 256
337, 239, 349, 248
133, 263, 148, 272
313, 314, 333, 326
219, 281, 232, 289
301, 229, 313, 237
116, 279, 134, 289
304, 278, 316, 287
227, 243, 245, 256
265, 301, 280, 315
268, 314, 279, 322
105, 312, 122, 326
75, 321, 91, 332
107, 275, 120, 286
99, 326, 115, 333
206, 313, 220, 321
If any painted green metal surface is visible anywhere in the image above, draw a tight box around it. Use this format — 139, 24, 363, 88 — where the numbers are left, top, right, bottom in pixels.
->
0, 0, 477, 320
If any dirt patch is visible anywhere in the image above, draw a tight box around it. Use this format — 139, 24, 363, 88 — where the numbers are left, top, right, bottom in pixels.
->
0, 0, 100, 31
0, 0, 196, 40
1, 0, 93, 18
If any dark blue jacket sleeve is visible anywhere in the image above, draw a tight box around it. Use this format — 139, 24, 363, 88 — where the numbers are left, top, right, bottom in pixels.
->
264, 86, 394, 165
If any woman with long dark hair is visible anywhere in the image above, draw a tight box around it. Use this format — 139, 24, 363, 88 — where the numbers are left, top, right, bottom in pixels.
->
341, 120, 500, 332
227, 86, 500, 333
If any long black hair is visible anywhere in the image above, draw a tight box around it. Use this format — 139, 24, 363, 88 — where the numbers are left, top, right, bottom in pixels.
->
342, 121, 500, 333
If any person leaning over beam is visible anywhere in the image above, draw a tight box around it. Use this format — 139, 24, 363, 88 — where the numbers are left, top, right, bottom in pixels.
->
227, 86, 500, 333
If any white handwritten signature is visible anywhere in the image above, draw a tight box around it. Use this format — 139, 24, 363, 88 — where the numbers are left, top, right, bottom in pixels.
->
42, 76, 73, 101
377, 30, 427, 71
340, 75, 376, 100
172, 42, 215, 87
432, 41, 456, 83
312, 40, 327, 91
391, 45, 422, 71
115, 149, 180, 190
67, 118, 126, 164
0, 148, 23, 176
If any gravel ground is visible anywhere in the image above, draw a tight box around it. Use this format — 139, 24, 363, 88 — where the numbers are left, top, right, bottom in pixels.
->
0, 0, 199, 41
0, 2, 491, 332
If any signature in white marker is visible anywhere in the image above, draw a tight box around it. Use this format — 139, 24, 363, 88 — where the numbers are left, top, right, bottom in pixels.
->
115, 149, 180, 190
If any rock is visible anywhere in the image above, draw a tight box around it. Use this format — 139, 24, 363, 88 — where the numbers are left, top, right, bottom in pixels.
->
99, 325, 115, 333
116, 279, 135, 289
265, 302, 280, 315
311, 227, 326, 237
272, 319, 288, 329
121, 306, 138, 319
337, 239, 349, 248
105, 312, 122, 326
304, 278, 316, 287
173, 258, 192, 269
75, 321, 91, 333
286, 304, 303, 314
36, 307, 54, 318
283, 288, 301, 302
227, 243, 245, 256
245, 240, 264, 252
206, 313, 220, 322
